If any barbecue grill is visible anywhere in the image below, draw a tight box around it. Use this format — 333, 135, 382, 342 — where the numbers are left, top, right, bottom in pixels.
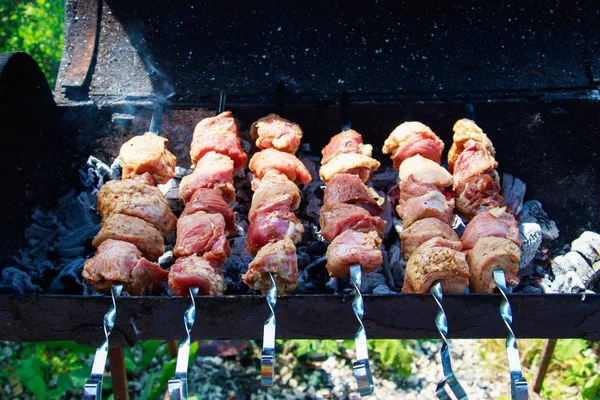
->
1, 0, 599, 398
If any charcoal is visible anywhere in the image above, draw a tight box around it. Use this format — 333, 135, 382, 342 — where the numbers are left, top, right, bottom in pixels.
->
299, 157, 320, 181
373, 284, 396, 295
109, 156, 122, 180
325, 277, 338, 293
571, 231, 600, 265
551, 251, 595, 285
519, 222, 542, 269
370, 168, 398, 192
158, 251, 174, 269
516, 286, 543, 295
58, 247, 85, 258
25, 224, 54, 239
1, 267, 42, 294
86, 156, 112, 188
360, 270, 387, 294
520, 200, 559, 240
55, 222, 100, 250
551, 271, 586, 293
47, 258, 86, 294
501, 173, 526, 215
381, 250, 395, 288
452, 215, 466, 237
381, 195, 394, 240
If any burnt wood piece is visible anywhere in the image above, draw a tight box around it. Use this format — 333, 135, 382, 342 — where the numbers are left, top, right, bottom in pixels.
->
0, 294, 598, 346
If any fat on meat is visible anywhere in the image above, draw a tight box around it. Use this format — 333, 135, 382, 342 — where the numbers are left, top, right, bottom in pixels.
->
168, 255, 226, 296
242, 238, 299, 295
382, 122, 445, 169
400, 217, 459, 260
318, 153, 380, 183
250, 113, 303, 154
452, 139, 498, 186
249, 170, 301, 222
460, 207, 520, 251
321, 130, 373, 165
448, 119, 495, 173
467, 237, 520, 293
249, 148, 312, 189
399, 155, 452, 187
179, 151, 235, 203
319, 202, 386, 243
119, 132, 176, 184
325, 230, 382, 278
398, 191, 455, 228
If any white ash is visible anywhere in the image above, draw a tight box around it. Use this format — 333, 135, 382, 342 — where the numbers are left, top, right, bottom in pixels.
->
501, 173, 526, 215
520, 200, 559, 240
518, 222, 542, 269
551, 251, 595, 287
571, 231, 600, 265
551, 271, 588, 294
452, 214, 466, 237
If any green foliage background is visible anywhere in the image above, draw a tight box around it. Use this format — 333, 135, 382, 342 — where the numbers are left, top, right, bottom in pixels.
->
0, 0, 64, 87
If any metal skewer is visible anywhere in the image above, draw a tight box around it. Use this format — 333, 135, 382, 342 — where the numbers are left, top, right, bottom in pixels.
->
261, 272, 277, 386
350, 264, 374, 397
430, 282, 469, 400
494, 270, 529, 400
84, 284, 123, 399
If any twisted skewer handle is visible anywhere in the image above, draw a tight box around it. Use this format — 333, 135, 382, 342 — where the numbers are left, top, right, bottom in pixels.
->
494, 270, 529, 400
168, 286, 200, 400
349, 264, 374, 397
84, 284, 123, 400
261, 272, 277, 386
430, 282, 469, 400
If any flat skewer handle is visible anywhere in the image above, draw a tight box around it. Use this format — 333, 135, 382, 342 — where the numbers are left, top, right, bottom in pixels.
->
494, 270, 529, 400
261, 272, 277, 386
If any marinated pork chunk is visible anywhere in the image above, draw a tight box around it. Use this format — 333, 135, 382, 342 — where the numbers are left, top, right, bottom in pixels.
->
399, 175, 451, 207
454, 172, 504, 220
245, 211, 304, 255
242, 238, 299, 295
92, 214, 164, 261
452, 139, 498, 186
120, 132, 176, 184
400, 217, 460, 260
319, 203, 386, 242
168, 255, 226, 296
250, 113, 303, 154
173, 212, 231, 265
248, 170, 301, 222
467, 237, 520, 293
399, 155, 453, 187
321, 130, 373, 165
249, 148, 312, 189
319, 153, 381, 183
398, 191, 455, 229
181, 188, 235, 236
461, 207, 520, 252
402, 237, 469, 294
190, 111, 247, 170
97, 179, 177, 236
382, 122, 445, 169
448, 119, 495, 173
325, 230, 383, 277
179, 151, 235, 203
323, 173, 384, 216
83, 239, 167, 295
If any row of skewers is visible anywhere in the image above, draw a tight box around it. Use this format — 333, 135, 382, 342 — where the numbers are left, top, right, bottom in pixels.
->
81, 98, 529, 399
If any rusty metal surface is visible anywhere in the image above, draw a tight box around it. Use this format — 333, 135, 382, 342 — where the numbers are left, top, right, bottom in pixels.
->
0, 294, 599, 345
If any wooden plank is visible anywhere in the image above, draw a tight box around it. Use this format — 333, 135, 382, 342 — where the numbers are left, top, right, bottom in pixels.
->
1, 294, 599, 346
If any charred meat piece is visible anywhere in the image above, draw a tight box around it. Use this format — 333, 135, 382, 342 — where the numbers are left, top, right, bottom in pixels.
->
398, 191, 455, 229
83, 239, 167, 295
448, 119, 495, 173
97, 179, 177, 236
174, 212, 231, 264
319, 203, 386, 243
323, 173, 384, 216
92, 214, 164, 261
120, 132, 176, 184
399, 155, 453, 187
382, 122, 445, 169
468, 237, 520, 293
245, 211, 304, 255
179, 151, 235, 203
249, 148, 312, 189
190, 111, 247, 170
452, 139, 498, 186
181, 188, 235, 236
242, 238, 299, 295
400, 217, 459, 260
249, 170, 301, 222
325, 229, 382, 278
168, 255, 226, 296
461, 207, 520, 252
402, 237, 469, 294
250, 113, 303, 154
321, 130, 373, 165
319, 153, 380, 183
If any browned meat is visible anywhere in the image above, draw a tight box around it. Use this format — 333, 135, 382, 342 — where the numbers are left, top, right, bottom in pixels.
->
181, 188, 235, 236
321, 130, 373, 165
399, 155, 452, 187
468, 237, 520, 293
402, 237, 469, 294
249, 149, 312, 189
173, 212, 231, 265
454, 171, 504, 220
97, 179, 177, 236
398, 191, 455, 228
250, 113, 303, 154
400, 217, 459, 260
382, 122, 445, 170
179, 151, 235, 203
461, 207, 520, 251
168, 255, 226, 296
83, 239, 167, 294
249, 170, 301, 222
452, 139, 498, 186
189, 111, 247, 170
319, 153, 380, 183
323, 173, 384, 216
448, 119, 495, 173
92, 214, 164, 261
120, 132, 176, 184
242, 238, 298, 295
325, 230, 382, 277
245, 211, 304, 255
319, 203, 386, 243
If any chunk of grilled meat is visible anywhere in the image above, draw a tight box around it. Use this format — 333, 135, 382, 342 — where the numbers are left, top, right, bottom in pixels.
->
120, 132, 176, 184
242, 238, 299, 295
250, 113, 303, 154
